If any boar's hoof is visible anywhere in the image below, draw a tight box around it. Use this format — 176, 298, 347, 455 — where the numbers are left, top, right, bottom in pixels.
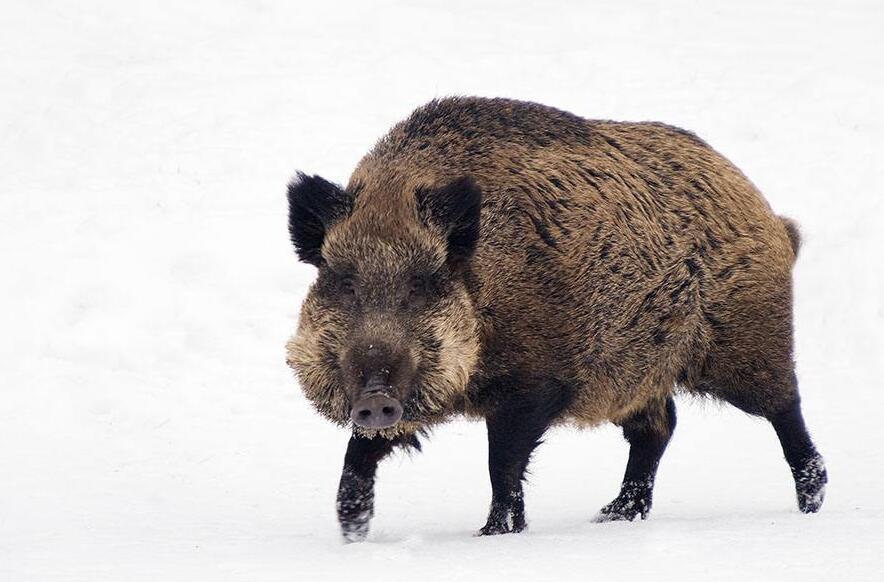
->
340, 518, 371, 543
793, 454, 827, 514
593, 502, 646, 523
594, 480, 653, 523
476, 520, 527, 536
476, 499, 527, 536
338, 502, 373, 543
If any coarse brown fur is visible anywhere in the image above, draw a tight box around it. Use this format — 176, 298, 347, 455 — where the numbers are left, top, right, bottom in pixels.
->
290, 96, 799, 428
285, 96, 825, 536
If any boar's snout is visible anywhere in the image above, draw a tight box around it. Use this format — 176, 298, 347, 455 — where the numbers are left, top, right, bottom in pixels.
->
342, 342, 413, 429
352, 372, 403, 428
350, 391, 403, 429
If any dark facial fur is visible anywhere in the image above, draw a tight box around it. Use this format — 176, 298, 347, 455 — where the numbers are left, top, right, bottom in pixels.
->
286, 174, 480, 437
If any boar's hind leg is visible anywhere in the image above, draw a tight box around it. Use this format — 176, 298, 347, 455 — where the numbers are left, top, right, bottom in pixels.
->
699, 287, 827, 513
478, 376, 573, 536
705, 367, 827, 513
337, 432, 420, 542
769, 395, 827, 513
595, 396, 676, 522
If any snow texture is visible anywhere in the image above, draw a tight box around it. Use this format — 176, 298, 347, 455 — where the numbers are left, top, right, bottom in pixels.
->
1, 0, 883, 580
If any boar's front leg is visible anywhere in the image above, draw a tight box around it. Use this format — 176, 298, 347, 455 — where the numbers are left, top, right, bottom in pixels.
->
595, 396, 676, 522
478, 376, 572, 535
337, 432, 419, 542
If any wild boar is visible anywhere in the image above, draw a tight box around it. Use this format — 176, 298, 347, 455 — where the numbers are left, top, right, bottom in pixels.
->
285, 96, 827, 541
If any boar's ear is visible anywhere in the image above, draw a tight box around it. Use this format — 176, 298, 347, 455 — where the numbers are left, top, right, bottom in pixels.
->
416, 176, 482, 269
286, 172, 353, 266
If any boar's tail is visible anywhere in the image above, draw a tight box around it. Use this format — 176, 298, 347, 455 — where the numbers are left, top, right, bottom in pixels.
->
779, 216, 802, 258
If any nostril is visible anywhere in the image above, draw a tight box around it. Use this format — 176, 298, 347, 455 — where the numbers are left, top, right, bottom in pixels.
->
350, 395, 402, 429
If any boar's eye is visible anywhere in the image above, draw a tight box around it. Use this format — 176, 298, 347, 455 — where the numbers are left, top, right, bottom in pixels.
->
319, 268, 357, 301
339, 274, 357, 297
404, 275, 430, 308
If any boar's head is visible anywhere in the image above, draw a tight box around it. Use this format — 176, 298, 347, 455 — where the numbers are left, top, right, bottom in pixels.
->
285, 173, 481, 436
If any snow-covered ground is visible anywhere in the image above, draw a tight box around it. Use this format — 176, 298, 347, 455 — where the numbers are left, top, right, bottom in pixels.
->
1, 1, 882, 580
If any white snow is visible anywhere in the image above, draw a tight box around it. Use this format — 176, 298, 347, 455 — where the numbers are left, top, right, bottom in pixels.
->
1, 0, 883, 580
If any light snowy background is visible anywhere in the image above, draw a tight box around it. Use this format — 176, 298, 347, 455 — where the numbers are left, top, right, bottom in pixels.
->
1, 1, 882, 580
